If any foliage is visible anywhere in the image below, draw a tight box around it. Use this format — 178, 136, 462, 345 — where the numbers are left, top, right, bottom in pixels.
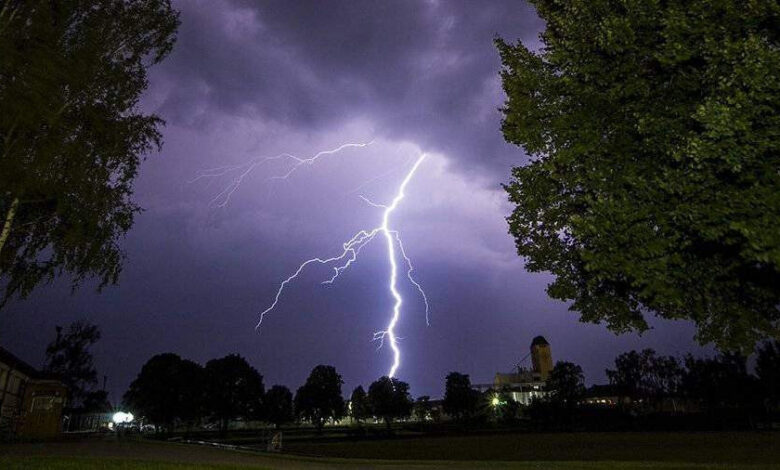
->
413, 395, 431, 422
81, 389, 112, 413
264, 385, 293, 428
367, 376, 413, 429
547, 361, 586, 406
681, 352, 757, 409
497, 0, 780, 350
0, 0, 179, 307
349, 385, 369, 424
123, 353, 204, 432
294, 365, 345, 431
43, 321, 101, 408
755, 340, 780, 407
204, 354, 264, 433
442, 372, 480, 421
606, 349, 682, 406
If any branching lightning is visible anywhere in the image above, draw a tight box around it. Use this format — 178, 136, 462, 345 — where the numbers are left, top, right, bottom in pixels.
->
195, 143, 429, 378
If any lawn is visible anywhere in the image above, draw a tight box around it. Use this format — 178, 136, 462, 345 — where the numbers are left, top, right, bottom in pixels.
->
0, 456, 271, 470
0, 455, 777, 470
1, 433, 779, 470
284, 431, 780, 464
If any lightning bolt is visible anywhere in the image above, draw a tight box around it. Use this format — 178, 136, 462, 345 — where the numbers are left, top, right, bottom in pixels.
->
196, 143, 429, 378
190, 142, 373, 208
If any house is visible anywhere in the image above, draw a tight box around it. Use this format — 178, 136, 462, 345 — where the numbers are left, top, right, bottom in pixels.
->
0, 346, 67, 439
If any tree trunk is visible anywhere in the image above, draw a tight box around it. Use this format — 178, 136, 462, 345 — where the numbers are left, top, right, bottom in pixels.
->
0, 197, 19, 258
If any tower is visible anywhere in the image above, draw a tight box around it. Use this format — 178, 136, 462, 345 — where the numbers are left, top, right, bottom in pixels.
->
530, 336, 552, 381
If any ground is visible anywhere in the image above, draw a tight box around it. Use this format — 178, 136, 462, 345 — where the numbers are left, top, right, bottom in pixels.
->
0, 432, 778, 469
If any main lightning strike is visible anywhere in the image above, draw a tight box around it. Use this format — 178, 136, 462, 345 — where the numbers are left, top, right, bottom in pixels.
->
196, 143, 429, 378
257, 153, 428, 378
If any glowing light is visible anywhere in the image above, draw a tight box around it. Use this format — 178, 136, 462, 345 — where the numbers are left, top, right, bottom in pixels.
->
112, 411, 134, 424
196, 142, 429, 378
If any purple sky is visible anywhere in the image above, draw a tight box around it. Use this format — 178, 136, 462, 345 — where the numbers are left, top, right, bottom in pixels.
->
1, 0, 712, 403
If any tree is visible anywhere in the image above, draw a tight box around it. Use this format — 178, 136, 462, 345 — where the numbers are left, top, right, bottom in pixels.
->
204, 354, 264, 433
349, 385, 369, 424
264, 385, 293, 429
413, 395, 431, 422
123, 353, 204, 433
755, 340, 780, 409
607, 349, 682, 409
547, 361, 586, 407
294, 365, 345, 432
367, 376, 413, 430
442, 372, 480, 421
497, 1, 780, 351
681, 353, 756, 411
43, 321, 101, 408
0, 0, 179, 307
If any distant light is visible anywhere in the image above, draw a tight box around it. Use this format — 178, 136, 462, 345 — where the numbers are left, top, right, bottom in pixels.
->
491, 396, 500, 407
112, 411, 134, 424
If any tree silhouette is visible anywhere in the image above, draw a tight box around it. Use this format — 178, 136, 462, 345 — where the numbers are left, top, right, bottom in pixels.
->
367, 376, 413, 430
265, 385, 293, 429
204, 354, 264, 433
349, 385, 369, 424
756, 340, 780, 411
294, 365, 344, 432
0, 0, 179, 307
43, 321, 101, 408
123, 353, 204, 433
443, 372, 480, 421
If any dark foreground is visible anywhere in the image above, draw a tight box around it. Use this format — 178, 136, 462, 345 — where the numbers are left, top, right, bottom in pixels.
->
0, 432, 778, 469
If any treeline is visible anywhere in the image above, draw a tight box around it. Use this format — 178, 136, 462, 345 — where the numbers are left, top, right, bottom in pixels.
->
519, 342, 780, 431
122, 353, 418, 433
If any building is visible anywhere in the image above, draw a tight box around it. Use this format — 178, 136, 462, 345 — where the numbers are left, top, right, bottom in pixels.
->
0, 346, 67, 439
478, 336, 553, 405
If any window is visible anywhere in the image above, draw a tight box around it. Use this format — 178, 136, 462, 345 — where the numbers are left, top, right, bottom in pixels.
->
31, 397, 55, 412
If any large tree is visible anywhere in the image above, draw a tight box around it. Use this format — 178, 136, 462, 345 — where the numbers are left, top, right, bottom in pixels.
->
349, 385, 369, 424
606, 349, 683, 407
755, 340, 780, 409
367, 376, 413, 430
442, 372, 480, 421
123, 353, 204, 433
204, 354, 264, 433
294, 365, 345, 432
0, 0, 179, 306
497, 0, 780, 350
546, 361, 586, 407
264, 385, 293, 429
43, 320, 101, 408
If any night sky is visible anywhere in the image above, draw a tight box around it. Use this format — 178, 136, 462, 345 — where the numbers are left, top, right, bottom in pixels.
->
1, 0, 712, 403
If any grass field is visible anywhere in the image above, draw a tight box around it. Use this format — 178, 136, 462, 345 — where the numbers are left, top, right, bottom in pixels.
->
284, 431, 780, 464
1, 432, 779, 469
1, 456, 778, 470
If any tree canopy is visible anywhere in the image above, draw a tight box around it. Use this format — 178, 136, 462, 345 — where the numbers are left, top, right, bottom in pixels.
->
367, 376, 413, 429
43, 320, 101, 408
546, 361, 586, 406
0, 0, 179, 306
498, 0, 780, 350
204, 354, 264, 433
123, 353, 204, 432
349, 385, 369, 424
294, 365, 345, 431
442, 372, 480, 421
264, 384, 293, 428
